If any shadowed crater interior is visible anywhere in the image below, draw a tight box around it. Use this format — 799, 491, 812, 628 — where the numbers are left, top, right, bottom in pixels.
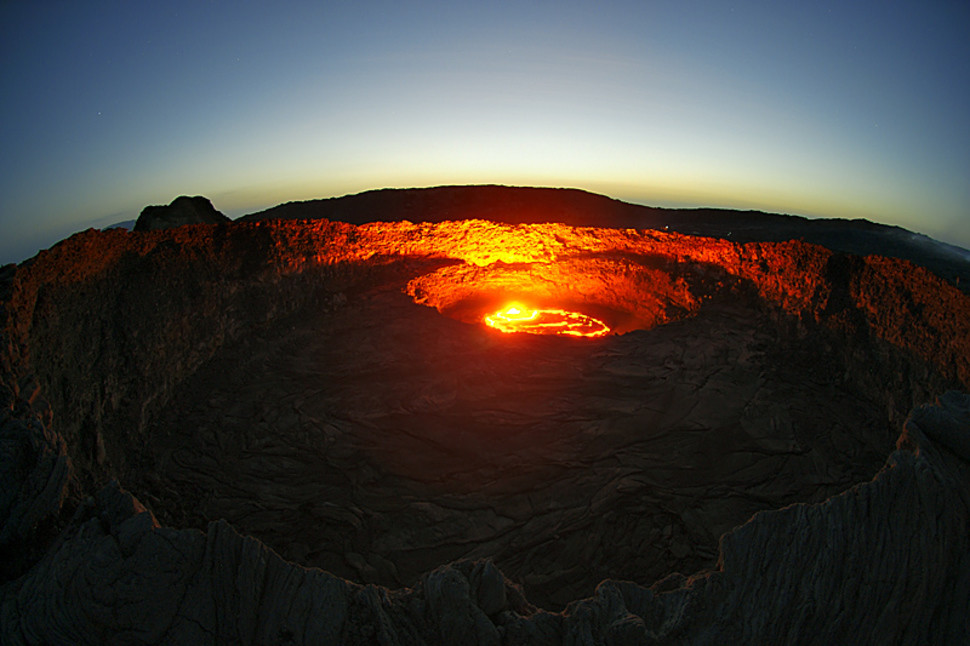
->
126, 249, 919, 609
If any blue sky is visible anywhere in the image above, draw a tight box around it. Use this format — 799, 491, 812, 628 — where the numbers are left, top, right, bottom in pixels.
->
1, 1, 968, 264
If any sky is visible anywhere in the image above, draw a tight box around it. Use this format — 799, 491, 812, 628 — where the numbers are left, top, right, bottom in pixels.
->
1, 1, 968, 264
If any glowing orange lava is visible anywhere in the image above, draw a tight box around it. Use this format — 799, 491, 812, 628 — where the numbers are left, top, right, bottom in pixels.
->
484, 304, 610, 337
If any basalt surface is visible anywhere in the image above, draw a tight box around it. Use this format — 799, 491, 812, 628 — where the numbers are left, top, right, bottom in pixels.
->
2, 211, 970, 644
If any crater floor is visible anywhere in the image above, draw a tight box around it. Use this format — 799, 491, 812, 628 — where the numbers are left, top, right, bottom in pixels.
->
131, 284, 893, 609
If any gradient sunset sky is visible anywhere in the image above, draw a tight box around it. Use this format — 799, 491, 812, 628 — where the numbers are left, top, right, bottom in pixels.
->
1, 1, 968, 264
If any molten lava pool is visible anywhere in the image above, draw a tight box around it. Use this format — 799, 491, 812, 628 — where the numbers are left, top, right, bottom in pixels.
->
483, 304, 610, 337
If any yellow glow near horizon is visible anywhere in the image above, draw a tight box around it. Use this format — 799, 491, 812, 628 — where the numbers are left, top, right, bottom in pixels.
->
3, 2, 967, 266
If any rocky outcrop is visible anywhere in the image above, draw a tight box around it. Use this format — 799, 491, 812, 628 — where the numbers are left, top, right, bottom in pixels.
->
0, 393, 70, 580
1, 394, 967, 644
133, 195, 230, 231
1, 205, 969, 643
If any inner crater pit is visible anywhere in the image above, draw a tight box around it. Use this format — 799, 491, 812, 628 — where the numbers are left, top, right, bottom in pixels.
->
405, 255, 714, 336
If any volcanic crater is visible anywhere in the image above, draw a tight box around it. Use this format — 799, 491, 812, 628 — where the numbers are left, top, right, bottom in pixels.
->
120, 227, 936, 610
3, 188, 970, 643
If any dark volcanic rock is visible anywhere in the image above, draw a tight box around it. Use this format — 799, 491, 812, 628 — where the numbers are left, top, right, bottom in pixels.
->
0, 396, 70, 580
1, 197, 969, 643
131, 286, 940, 610
134, 195, 229, 231
1, 395, 967, 644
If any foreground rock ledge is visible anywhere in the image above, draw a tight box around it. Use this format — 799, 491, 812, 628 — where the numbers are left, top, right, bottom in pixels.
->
1, 393, 967, 644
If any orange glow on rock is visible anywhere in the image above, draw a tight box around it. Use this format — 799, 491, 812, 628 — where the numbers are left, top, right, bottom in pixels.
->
484, 303, 610, 337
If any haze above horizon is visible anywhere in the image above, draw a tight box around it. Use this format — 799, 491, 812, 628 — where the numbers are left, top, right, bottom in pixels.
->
1, 1, 968, 265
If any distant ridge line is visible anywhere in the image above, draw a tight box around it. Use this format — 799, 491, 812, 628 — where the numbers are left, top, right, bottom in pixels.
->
238, 185, 970, 291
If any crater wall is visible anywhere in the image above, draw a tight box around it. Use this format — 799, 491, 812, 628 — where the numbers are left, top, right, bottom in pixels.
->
2, 218, 969, 642
2, 221, 968, 542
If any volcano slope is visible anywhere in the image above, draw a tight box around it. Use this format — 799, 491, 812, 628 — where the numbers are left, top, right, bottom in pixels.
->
1, 214, 969, 644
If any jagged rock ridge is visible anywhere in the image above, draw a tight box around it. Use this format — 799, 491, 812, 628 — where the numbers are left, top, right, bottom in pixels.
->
1, 191, 969, 643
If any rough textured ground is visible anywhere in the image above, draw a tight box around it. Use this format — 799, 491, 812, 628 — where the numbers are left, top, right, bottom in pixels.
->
3, 394, 968, 645
132, 287, 896, 609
